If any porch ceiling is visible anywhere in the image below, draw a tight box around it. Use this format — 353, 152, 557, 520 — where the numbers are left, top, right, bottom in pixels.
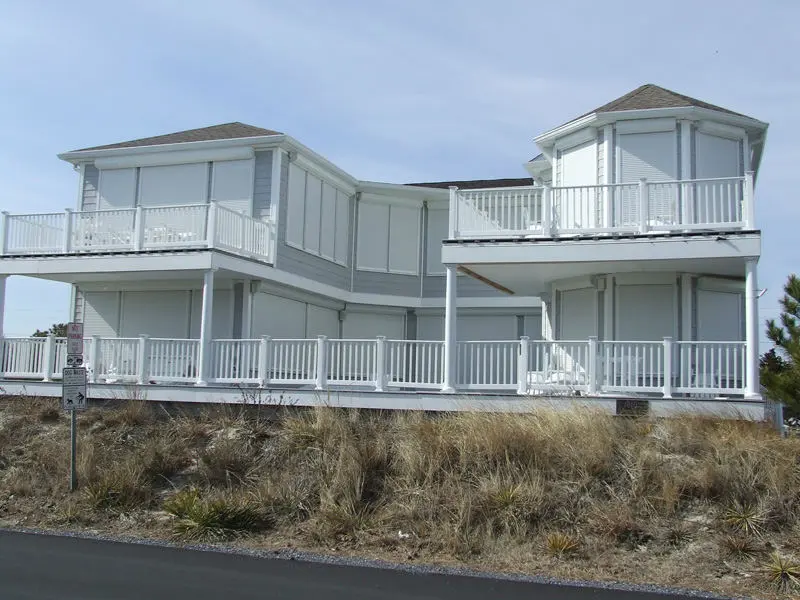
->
461, 257, 748, 296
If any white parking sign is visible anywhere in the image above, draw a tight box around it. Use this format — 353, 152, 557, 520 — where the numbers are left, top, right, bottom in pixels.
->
66, 322, 84, 356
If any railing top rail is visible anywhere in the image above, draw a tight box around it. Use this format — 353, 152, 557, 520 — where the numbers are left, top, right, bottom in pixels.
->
675, 340, 746, 345
149, 337, 200, 342
75, 207, 137, 216
598, 340, 666, 344
457, 186, 541, 193
327, 339, 380, 343
142, 203, 210, 211
550, 182, 639, 191
644, 175, 745, 185
386, 339, 444, 344
8, 212, 65, 219
457, 340, 521, 344
270, 338, 319, 343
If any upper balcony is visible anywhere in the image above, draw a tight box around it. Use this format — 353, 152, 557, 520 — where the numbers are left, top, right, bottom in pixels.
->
0, 202, 275, 263
448, 174, 755, 240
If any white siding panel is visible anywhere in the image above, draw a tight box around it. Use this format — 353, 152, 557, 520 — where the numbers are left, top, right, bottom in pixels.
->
388, 205, 420, 274
334, 191, 350, 265
98, 168, 137, 210
83, 292, 120, 337
138, 163, 208, 206
319, 183, 337, 261
303, 173, 322, 254
306, 304, 339, 338
286, 163, 306, 247
426, 208, 448, 275
697, 289, 743, 341
211, 159, 254, 214
343, 312, 405, 339
696, 133, 740, 179
251, 293, 306, 338
559, 288, 597, 339
357, 202, 389, 271
560, 140, 597, 186
615, 284, 674, 340
120, 291, 188, 338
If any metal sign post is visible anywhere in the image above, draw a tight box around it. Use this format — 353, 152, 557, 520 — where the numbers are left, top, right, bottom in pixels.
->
63, 322, 87, 492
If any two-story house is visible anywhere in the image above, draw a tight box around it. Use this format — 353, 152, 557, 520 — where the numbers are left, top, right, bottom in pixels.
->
0, 84, 768, 416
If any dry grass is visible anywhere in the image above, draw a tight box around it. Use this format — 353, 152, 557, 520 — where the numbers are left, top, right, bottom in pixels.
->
1, 399, 799, 598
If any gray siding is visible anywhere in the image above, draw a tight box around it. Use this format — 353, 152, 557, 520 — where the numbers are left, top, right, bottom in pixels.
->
353, 271, 420, 296
253, 151, 273, 219
422, 274, 506, 298
82, 165, 99, 210
273, 153, 352, 289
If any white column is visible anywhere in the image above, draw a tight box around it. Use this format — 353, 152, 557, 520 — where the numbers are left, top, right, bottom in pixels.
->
196, 269, 216, 386
745, 259, 760, 399
0, 275, 6, 339
442, 264, 457, 392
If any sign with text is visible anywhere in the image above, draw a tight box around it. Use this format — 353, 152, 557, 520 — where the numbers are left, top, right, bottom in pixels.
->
66, 322, 84, 356
62, 367, 87, 411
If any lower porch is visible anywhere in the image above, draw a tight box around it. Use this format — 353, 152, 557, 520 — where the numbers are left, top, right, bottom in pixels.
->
0, 334, 751, 400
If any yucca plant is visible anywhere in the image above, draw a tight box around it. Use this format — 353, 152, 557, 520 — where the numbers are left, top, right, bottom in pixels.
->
721, 502, 766, 537
721, 535, 758, 559
545, 531, 580, 558
760, 551, 800, 591
163, 487, 264, 541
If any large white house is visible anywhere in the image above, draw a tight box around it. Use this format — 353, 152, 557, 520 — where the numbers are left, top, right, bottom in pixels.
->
0, 84, 769, 415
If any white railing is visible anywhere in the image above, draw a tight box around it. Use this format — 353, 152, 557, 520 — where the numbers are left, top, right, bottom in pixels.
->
598, 341, 664, 393
93, 337, 140, 382
149, 338, 200, 383
327, 339, 377, 386
0, 335, 751, 399
457, 341, 518, 390
675, 341, 746, 395
268, 339, 318, 386
453, 187, 544, 236
71, 209, 136, 251
526, 340, 593, 394
386, 340, 444, 389
211, 339, 260, 384
141, 204, 208, 249
5, 213, 65, 253
0, 203, 274, 263
450, 174, 752, 239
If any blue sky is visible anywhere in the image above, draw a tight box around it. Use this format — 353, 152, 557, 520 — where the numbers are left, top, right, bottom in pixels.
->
0, 0, 796, 348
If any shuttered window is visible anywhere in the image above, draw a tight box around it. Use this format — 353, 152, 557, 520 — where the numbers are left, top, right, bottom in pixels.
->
138, 163, 208, 206
617, 132, 676, 225
98, 168, 137, 210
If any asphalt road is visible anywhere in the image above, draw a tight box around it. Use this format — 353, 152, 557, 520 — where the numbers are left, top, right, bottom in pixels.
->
0, 530, 694, 600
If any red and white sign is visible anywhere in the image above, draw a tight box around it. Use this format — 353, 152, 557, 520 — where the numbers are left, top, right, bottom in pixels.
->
66, 322, 84, 356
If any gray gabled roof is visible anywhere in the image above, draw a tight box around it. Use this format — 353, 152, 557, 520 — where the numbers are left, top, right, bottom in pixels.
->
72, 122, 283, 152
574, 84, 748, 121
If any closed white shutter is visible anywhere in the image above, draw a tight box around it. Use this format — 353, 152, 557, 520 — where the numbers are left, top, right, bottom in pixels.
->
560, 140, 597, 186
388, 205, 420, 274
138, 163, 208, 206
211, 159, 253, 214
98, 168, 137, 210
697, 289, 742, 341
618, 132, 676, 225
356, 202, 389, 271
319, 183, 337, 261
286, 164, 306, 247
303, 173, 322, 254
559, 288, 597, 339
83, 292, 120, 337
342, 312, 405, 339
306, 304, 339, 338
251, 293, 306, 338
615, 285, 674, 340
459, 315, 517, 341
120, 291, 189, 338
696, 133, 740, 178
334, 191, 350, 265
425, 209, 448, 275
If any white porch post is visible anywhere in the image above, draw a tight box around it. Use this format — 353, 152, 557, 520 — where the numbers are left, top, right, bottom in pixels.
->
745, 259, 761, 399
0, 275, 6, 340
196, 268, 216, 386
442, 264, 457, 393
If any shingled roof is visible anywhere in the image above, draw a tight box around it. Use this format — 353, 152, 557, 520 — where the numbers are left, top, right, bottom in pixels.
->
406, 177, 533, 190
575, 84, 747, 121
72, 122, 283, 152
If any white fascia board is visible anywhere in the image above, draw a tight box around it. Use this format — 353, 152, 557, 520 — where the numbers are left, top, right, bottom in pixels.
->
534, 114, 598, 148
0, 252, 213, 276
442, 234, 762, 265
95, 146, 254, 170
418, 296, 543, 309
58, 135, 287, 165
